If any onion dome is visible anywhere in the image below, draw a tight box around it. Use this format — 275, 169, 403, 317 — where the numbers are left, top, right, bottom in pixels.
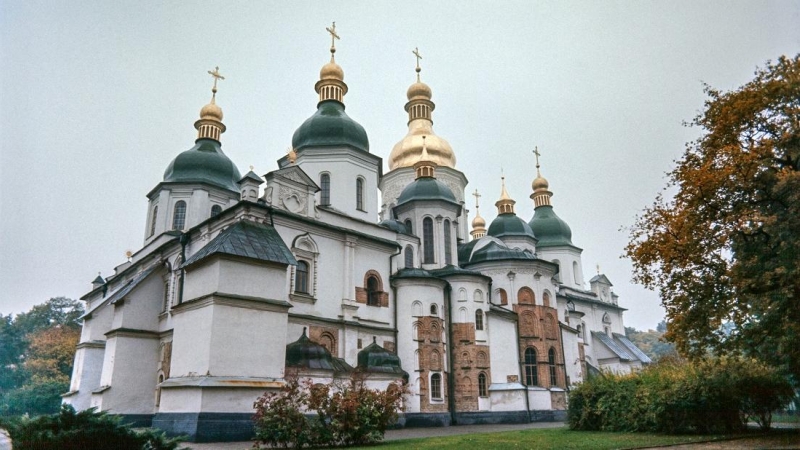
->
488, 175, 536, 240
470, 189, 487, 239
163, 68, 241, 192
357, 337, 409, 381
388, 48, 456, 170
291, 22, 369, 153
396, 136, 457, 206
528, 152, 573, 247
285, 327, 337, 370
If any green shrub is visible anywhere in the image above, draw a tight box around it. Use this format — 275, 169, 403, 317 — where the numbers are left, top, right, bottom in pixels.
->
568, 357, 792, 434
252, 371, 405, 448
0, 380, 68, 418
0, 404, 185, 450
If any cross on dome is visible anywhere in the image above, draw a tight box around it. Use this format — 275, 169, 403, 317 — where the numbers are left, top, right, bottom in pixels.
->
207, 66, 225, 96
413, 47, 422, 80
326, 21, 340, 59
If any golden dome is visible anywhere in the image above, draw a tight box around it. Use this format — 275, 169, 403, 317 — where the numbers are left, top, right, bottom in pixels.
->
407, 80, 432, 101
199, 100, 223, 122
472, 213, 486, 229
532, 175, 549, 191
320, 60, 344, 81
389, 126, 455, 170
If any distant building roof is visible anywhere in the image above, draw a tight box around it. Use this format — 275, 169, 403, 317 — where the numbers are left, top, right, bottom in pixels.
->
593, 331, 634, 361
614, 333, 652, 364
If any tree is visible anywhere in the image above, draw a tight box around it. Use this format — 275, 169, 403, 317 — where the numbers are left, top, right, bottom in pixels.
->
626, 55, 800, 381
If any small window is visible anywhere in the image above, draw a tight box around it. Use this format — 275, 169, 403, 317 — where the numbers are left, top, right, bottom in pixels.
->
404, 245, 414, 269
498, 288, 508, 306
423, 217, 434, 263
478, 372, 488, 397
430, 304, 438, 316
367, 276, 380, 306
149, 206, 158, 237
431, 373, 442, 399
356, 178, 364, 211
404, 219, 412, 235
474, 289, 483, 302
573, 261, 581, 285
443, 219, 452, 265
172, 201, 187, 230
210, 204, 222, 217
475, 309, 484, 331
524, 347, 538, 386
320, 173, 331, 206
548, 348, 557, 386
295, 261, 309, 294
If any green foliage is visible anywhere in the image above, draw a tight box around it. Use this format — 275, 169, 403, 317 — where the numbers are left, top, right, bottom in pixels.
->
0, 404, 185, 450
1, 380, 69, 417
568, 357, 794, 433
625, 55, 800, 381
625, 326, 677, 361
252, 371, 405, 448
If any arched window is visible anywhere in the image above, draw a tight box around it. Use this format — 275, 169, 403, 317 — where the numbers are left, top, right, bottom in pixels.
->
320, 173, 331, 206
497, 288, 508, 306
295, 261, 309, 294
518, 287, 535, 305
553, 259, 561, 282
524, 347, 538, 386
443, 219, 452, 265
548, 348, 557, 386
573, 261, 581, 285
431, 373, 442, 399
478, 372, 488, 397
422, 217, 434, 263
474, 289, 483, 302
404, 219, 412, 235
356, 178, 364, 211
367, 275, 380, 306
172, 201, 186, 230
210, 204, 222, 218
430, 303, 438, 316
404, 245, 414, 269
459, 288, 467, 302
430, 350, 442, 370
543, 292, 551, 307
545, 313, 557, 339
475, 309, 484, 330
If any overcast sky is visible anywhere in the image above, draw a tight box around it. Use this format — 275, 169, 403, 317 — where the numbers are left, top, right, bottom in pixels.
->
1, 1, 798, 330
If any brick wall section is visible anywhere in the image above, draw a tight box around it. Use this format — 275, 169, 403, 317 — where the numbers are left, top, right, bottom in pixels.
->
451, 323, 490, 412
309, 325, 339, 357
415, 315, 448, 413
354, 288, 389, 307
514, 304, 566, 389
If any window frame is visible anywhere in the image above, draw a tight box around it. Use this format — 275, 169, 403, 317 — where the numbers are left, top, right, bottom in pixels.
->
431, 373, 442, 400
524, 347, 538, 386
443, 219, 452, 265
404, 245, 414, 269
295, 261, 310, 294
172, 200, 187, 231
478, 372, 488, 397
422, 217, 435, 264
356, 177, 365, 211
366, 275, 380, 306
475, 309, 484, 331
210, 204, 222, 218
548, 347, 557, 386
320, 173, 331, 206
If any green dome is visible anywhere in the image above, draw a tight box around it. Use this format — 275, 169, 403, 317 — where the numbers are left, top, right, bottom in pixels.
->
292, 100, 369, 152
487, 213, 536, 239
529, 205, 573, 247
285, 328, 336, 370
468, 241, 536, 264
163, 139, 241, 192
357, 338, 408, 381
396, 177, 457, 206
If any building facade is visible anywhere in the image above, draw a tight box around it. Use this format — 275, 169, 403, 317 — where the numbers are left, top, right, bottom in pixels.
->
64, 36, 650, 442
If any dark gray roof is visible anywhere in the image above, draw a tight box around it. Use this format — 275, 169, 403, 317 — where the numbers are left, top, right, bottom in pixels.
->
182, 220, 296, 268
589, 274, 613, 285
614, 333, 653, 364
592, 331, 634, 361
80, 264, 160, 319
238, 170, 263, 185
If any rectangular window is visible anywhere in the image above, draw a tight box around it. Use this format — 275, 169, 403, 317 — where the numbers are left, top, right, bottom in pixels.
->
423, 218, 434, 263
431, 373, 442, 399
443, 220, 452, 265
320, 174, 330, 206
356, 178, 364, 211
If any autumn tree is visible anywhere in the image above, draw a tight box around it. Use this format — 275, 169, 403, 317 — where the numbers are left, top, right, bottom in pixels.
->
626, 55, 800, 381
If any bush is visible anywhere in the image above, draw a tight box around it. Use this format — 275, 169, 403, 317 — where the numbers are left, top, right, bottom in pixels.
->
1, 380, 68, 418
253, 371, 405, 448
568, 357, 793, 433
0, 404, 185, 450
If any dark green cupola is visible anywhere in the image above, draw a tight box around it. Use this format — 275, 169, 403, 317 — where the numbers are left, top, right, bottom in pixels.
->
357, 337, 409, 381
487, 175, 536, 240
528, 160, 573, 247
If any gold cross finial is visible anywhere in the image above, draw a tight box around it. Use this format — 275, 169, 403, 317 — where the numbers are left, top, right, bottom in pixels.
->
326, 22, 340, 59
472, 189, 481, 209
412, 47, 422, 80
207, 66, 225, 96
533, 146, 542, 174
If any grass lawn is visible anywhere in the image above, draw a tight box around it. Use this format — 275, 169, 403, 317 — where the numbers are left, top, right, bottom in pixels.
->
379, 428, 734, 450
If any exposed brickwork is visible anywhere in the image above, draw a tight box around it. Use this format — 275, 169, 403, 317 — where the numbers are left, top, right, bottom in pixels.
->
383, 341, 395, 353
415, 315, 448, 413
450, 323, 490, 412
159, 341, 172, 379
309, 325, 339, 357
514, 303, 566, 389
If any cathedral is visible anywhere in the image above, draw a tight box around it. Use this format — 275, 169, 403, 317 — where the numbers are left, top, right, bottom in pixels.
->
64, 27, 650, 442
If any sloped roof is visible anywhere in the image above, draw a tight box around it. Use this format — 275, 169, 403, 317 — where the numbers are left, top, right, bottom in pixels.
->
614, 333, 653, 364
589, 274, 613, 286
182, 220, 296, 268
80, 264, 160, 319
592, 331, 634, 361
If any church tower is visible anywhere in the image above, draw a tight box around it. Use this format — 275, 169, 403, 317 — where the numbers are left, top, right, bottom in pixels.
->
281, 23, 382, 220
381, 49, 469, 241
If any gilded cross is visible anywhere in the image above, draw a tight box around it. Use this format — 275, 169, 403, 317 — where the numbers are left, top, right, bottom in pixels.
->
413, 47, 422, 69
326, 21, 340, 51
207, 66, 225, 91
472, 189, 481, 209
533, 146, 541, 168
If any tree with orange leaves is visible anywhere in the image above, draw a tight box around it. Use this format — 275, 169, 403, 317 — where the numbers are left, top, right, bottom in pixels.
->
626, 55, 800, 381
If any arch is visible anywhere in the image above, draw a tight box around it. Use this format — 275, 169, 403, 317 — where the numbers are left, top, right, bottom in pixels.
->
430, 321, 440, 342
476, 350, 488, 367
404, 245, 414, 269
412, 300, 423, 317
363, 270, 384, 307
356, 177, 365, 211
443, 219, 452, 265
543, 291, 551, 307
548, 347, 558, 386
295, 261, 309, 294
430, 303, 438, 316
149, 206, 158, 237
545, 313, 557, 339
497, 288, 508, 305
413, 321, 423, 341
404, 219, 413, 235
573, 261, 581, 285
521, 310, 539, 337
172, 200, 186, 230
458, 288, 467, 302
524, 347, 538, 386
478, 372, 488, 397
460, 351, 470, 367
473, 289, 483, 303
430, 349, 442, 370
461, 376, 472, 394
320, 173, 331, 206
517, 286, 535, 305
210, 204, 222, 218
475, 309, 484, 331
602, 312, 612, 324
431, 373, 442, 399
459, 307, 468, 323
319, 332, 336, 355
423, 217, 435, 263
292, 233, 319, 254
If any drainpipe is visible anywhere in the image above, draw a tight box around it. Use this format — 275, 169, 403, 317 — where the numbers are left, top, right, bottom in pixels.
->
443, 283, 456, 425
388, 245, 402, 353
178, 232, 190, 305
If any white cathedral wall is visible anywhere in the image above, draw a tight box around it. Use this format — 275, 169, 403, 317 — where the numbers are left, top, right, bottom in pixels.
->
487, 313, 519, 386
112, 274, 163, 331
170, 306, 214, 377
64, 344, 105, 411
535, 247, 584, 290
560, 328, 582, 386
96, 334, 159, 414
